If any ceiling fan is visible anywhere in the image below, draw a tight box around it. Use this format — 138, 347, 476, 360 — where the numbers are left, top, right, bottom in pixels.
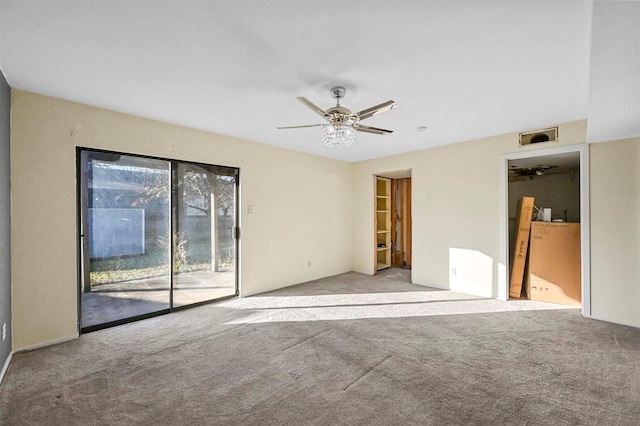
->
277, 86, 397, 147
510, 165, 558, 178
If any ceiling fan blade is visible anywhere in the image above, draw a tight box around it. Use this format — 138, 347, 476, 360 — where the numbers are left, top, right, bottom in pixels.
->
354, 124, 394, 135
355, 100, 397, 121
277, 124, 323, 129
297, 97, 329, 119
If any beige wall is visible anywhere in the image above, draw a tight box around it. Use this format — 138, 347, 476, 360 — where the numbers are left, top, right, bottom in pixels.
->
10, 89, 639, 351
352, 121, 587, 299
10, 90, 352, 350
589, 137, 640, 327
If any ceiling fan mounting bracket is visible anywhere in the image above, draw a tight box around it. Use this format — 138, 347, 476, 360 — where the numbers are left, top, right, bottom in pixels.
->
330, 86, 347, 100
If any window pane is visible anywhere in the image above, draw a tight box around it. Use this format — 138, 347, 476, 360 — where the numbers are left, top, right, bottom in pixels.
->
172, 163, 236, 307
80, 151, 171, 328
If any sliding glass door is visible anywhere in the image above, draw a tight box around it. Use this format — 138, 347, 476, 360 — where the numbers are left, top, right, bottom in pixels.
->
172, 163, 237, 307
79, 149, 238, 332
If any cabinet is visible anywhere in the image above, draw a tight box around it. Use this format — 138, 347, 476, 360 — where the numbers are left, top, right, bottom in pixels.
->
375, 177, 392, 271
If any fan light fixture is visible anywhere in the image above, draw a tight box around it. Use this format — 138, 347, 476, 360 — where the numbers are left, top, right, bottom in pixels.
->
277, 86, 396, 147
321, 123, 356, 147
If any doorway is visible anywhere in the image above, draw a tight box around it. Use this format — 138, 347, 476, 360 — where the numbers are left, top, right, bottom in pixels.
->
375, 169, 412, 274
501, 144, 590, 315
78, 148, 239, 332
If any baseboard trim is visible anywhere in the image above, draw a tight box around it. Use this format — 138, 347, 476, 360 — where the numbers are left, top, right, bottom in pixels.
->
15, 334, 78, 353
0, 351, 13, 385
586, 314, 640, 329
414, 282, 449, 291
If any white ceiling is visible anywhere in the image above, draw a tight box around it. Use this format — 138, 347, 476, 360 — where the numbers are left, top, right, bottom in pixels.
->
0, 1, 594, 162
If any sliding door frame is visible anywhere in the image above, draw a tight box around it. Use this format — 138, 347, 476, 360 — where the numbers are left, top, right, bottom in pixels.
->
76, 147, 240, 333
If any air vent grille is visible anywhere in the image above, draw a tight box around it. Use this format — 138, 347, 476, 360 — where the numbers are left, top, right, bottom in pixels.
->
519, 127, 558, 146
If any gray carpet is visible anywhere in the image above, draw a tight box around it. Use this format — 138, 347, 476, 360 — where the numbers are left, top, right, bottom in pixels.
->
1, 270, 639, 425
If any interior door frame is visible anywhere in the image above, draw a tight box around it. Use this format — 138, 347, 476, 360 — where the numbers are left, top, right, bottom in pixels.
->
76, 147, 240, 333
499, 143, 591, 318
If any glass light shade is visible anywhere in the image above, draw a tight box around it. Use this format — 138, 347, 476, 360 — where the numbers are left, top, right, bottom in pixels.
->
320, 124, 356, 147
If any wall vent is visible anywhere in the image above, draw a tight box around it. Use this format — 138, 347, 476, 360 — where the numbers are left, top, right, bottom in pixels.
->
519, 127, 558, 146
